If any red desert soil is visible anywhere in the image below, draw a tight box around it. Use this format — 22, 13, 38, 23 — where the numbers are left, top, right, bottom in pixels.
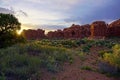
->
40, 46, 120, 80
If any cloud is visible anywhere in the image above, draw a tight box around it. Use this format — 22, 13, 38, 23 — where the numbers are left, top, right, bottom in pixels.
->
0, 0, 89, 25
22, 24, 38, 29
1, 0, 120, 29
79, 0, 120, 24
0, 7, 28, 17
62, 0, 120, 24
22, 23, 66, 30
0, 7, 28, 24
15, 10, 28, 17
39, 25, 66, 30
0, 7, 14, 14
21, 23, 67, 33
41, 24, 67, 33
25, 0, 79, 10
64, 17, 82, 24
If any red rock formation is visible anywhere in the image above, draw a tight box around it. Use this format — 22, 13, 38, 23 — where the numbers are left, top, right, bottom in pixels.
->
47, 24, 91, 39
63, 24, 81, 39
63, 24, 90, 39
21, 19, 120, 40
47, 30, 64, 39
81, 24, 91, 37
108, 19, 120, 37
47, 31, 54, 39
90, 21, 107, 39
22, 29, 46, 40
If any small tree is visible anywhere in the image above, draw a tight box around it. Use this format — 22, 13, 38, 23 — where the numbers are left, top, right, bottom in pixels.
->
0, 13, 24, 48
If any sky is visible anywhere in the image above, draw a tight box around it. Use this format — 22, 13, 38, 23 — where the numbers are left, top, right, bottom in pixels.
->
0, 0, 120, 33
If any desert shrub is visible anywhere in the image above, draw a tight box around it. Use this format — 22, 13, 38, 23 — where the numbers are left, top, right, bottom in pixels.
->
81, 44, 92, 53
39, 46, 72, 72
58, 40, 78, 48
103, 41, 115, 48
22, 42, 73, 72
76, 38, 115, 49
98, 50, 113, 57
0, 73, 6, 80
103, 44, 120, 68
77, 52, 86, 61
76, 39, 85, 45
37, 39, 79, 48
75, 38, 91, 45
0, 41, 73, 79
37, 39, 117, 49
78, 39, 116, 48
99, 44, 120, 75
94, 40, 105, 46
99, 62, 119, 76
81, 65, 93, 71
0, 53, 41, 80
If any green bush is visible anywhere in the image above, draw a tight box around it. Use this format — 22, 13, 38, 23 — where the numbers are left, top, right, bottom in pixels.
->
36, 39, 79, 48
81, 44, 92, 53
99, 44, 120, 75
0, 41, 73, 79
81, 66, 93, 71
0, 73, 6, 80
98, 50, 113, 57
0, 53, 41, 80
103, 44, 120, 68
77, 52, 86, 61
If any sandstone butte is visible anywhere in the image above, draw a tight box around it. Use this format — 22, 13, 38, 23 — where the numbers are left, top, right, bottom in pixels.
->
107, 19, 120, 37
90, 21, 107, 39
22, 29, 46, 40
22, 19, 120, 40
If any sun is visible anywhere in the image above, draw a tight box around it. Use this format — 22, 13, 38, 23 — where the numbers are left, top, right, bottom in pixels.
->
17, 29, 23, 35
17, 25, 26, 35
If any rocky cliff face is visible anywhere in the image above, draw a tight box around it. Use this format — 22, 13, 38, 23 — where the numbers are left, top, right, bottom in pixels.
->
63, 24, 83, 39
22, 29, 46, 40
90, 21, 107, 39
63, 24, 91, 39
107, 19, 120, 37
47, 24, 91, 39
81, 24, 91, 37
47, 30, 64, 39
22, 19, 120, 40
